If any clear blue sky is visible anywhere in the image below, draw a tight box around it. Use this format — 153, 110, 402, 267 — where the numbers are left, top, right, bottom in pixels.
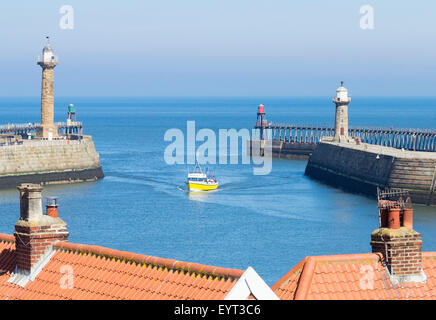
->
1, 1, 435, 97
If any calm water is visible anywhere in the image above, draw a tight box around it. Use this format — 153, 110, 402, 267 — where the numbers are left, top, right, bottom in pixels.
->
0, 97, 435, 285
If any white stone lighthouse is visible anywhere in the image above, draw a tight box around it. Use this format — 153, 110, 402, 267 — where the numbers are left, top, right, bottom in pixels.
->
37, 37, 58, 139
332, 81, 351, 142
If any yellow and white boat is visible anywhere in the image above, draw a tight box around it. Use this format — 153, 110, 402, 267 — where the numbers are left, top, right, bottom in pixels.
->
186, 161, 218, 192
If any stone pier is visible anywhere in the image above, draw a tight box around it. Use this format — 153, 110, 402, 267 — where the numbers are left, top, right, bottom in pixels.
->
0, 136, 103, 188
305, 140, 436, 206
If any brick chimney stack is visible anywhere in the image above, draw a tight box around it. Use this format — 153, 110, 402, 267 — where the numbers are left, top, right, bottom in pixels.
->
370, 200, 425, 283
14, 184, 68, 274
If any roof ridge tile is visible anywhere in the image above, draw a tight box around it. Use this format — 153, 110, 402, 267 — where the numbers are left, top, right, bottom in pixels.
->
0, 233, 15, 243
54, 241, 243, 280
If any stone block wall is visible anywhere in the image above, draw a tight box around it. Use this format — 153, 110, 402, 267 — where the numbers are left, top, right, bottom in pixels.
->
0, 136, 103, 188
305, 142, 436, 205
0, 136, 100, 175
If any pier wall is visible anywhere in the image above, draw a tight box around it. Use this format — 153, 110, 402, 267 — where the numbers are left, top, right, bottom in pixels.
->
388, 159, 436, 205
305, 142, 436, 206
0, 135, 103, 188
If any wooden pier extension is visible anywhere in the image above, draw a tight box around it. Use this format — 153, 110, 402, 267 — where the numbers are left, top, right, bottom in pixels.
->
252, 124, 436, 158
0, 122, 83, 137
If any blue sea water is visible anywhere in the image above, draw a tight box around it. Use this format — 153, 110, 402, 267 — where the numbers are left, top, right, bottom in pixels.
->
0, 96, 435, 285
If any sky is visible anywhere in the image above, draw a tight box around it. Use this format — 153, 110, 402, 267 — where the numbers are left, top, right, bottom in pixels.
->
1, 0, 436, 97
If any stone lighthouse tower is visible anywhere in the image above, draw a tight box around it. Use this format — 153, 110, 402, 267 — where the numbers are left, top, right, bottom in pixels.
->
37, 37, 58, 139
332, 81, 351, 142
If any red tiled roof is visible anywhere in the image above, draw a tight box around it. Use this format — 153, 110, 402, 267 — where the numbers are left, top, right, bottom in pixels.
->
272, 252, 436, 300
0, 233, 243, 300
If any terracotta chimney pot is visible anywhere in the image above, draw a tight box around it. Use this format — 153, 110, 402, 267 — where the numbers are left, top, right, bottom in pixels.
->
402, 208, 413, 229
387, 207, 400, 229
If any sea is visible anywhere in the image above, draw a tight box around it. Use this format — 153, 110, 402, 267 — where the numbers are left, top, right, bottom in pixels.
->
0, 96, 435, 285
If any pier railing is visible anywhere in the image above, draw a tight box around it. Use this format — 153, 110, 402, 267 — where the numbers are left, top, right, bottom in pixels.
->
255, 124, 436, 152
0, 122, 83, 137
0, 139, 82, 150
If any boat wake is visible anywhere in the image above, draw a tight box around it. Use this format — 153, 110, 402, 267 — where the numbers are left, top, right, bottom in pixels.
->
177, 185, 220, 194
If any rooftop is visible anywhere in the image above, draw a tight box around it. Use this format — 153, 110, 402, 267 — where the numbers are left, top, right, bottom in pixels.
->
272, 252, 436, 300
0, 233, 243, 300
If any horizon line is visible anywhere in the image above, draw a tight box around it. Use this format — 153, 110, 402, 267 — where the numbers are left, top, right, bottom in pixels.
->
2, 95, 436, 99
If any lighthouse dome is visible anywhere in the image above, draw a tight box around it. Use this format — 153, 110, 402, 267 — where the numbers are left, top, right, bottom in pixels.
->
41, 38, 57, 64
42, 43, 53, 54
336, 81, 349, 101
